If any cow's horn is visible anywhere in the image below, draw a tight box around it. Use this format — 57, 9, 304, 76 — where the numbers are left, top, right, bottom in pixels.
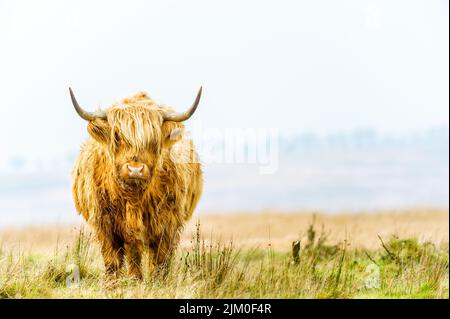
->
69, 87, 107, 121
162, 86, 202, 122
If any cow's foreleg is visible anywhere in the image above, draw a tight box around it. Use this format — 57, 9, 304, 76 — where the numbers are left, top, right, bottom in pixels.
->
149, 231, 180, 277
125, 241, 143, 280
100, 236, 124, 281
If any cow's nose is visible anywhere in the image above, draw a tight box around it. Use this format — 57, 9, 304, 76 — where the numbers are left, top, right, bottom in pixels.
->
127, 164, 144, 176
120, 162, 149, 181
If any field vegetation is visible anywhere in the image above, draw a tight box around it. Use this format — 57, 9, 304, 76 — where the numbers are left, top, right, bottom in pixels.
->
0, 210, 448, 299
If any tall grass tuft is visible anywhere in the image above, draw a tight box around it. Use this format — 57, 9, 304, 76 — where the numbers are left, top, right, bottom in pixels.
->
183, 221, 240, 288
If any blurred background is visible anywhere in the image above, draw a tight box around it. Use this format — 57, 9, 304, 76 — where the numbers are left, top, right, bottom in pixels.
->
0, 0, 448, 227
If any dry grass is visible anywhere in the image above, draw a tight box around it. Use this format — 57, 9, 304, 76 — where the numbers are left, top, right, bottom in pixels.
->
0, 209, 448, 299
1, 208, 447, 252
189, 208, 449, 250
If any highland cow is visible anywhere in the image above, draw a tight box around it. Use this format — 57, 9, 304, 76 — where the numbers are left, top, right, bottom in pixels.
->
69, 87, 203, 281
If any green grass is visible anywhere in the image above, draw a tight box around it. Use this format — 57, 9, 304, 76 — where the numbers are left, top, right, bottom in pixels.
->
0, 222, 448, 299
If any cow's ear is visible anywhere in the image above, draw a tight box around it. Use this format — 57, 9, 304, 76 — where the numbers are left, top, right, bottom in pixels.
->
87, 119, 111, 144
162, 122, 184, 147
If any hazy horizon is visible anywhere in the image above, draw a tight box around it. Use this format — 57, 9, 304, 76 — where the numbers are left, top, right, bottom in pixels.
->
0, 127, 448, 227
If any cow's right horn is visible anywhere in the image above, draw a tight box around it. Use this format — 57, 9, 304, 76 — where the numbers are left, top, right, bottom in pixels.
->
162, 86, 202, 122
69, 87, 107, 121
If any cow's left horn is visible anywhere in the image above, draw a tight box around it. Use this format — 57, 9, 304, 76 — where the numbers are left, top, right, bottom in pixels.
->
69, 87, 108, 121
162, 86, 202, 122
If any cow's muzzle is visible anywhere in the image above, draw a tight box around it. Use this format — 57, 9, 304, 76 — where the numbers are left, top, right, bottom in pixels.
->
120, 162, 150, 182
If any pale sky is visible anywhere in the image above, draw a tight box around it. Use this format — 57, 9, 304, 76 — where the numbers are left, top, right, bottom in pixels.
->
0, 0, 448, 161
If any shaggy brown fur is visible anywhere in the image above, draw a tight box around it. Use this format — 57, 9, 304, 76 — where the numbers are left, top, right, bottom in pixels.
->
72, 92, 202, 280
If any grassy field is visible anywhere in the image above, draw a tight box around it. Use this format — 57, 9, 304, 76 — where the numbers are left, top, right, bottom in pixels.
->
0, 209, 448, 298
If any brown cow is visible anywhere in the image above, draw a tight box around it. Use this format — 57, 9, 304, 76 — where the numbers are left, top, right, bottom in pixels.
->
70, 87, 203, 281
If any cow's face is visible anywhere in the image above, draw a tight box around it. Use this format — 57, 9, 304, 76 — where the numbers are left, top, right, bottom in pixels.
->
69, 87, 202, 190
87, 108, 184, 188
